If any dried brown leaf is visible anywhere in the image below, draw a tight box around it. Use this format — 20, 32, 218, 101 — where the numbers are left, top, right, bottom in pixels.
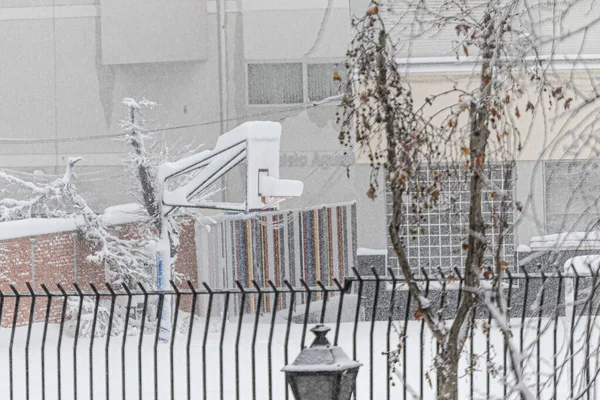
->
565, 98, 573, 109
366, 4, 379, 15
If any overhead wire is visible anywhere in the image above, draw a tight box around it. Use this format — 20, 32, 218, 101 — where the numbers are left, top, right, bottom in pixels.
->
0, 97, 340, 145
2, 93, 357, 227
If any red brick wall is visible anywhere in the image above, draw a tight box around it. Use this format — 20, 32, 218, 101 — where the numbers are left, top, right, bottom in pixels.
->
0, 218, 198, 326
174, 219, 198, 313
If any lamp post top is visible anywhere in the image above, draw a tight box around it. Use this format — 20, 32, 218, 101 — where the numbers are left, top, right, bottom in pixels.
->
282, 325, 362, 373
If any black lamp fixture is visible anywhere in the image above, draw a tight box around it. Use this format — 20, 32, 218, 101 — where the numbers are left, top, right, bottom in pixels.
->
282, 325, 362, 400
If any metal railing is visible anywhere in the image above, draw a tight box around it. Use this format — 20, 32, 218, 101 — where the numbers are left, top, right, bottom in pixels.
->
1, 268, 600, 399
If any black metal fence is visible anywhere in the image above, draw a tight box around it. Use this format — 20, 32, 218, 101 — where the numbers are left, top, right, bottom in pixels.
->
2, 268, 600, 399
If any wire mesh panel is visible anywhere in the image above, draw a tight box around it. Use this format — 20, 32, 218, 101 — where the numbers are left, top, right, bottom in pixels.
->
544, 160, 600, 233
307, 63, 343, 102
247, 63, 303, 105
387, 164, 515, 276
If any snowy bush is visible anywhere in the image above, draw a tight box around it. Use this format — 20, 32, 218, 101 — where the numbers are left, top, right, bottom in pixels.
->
64, 296, 160, 338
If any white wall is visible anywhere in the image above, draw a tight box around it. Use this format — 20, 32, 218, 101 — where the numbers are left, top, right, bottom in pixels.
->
241, 0, 350, 60
0, 1, 225, 171
100, 0, 208, 65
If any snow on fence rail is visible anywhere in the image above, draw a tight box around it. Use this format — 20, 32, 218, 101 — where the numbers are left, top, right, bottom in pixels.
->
2, 271, 600, 399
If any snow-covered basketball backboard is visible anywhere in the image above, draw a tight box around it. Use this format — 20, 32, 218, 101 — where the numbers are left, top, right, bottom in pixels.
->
159, 121, 303, 214
246, 124, 303, 210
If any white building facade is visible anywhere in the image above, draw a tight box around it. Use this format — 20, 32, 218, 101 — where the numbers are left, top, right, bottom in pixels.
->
0, 0, 387, 251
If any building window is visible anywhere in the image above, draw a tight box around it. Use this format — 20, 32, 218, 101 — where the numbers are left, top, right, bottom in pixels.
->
544, 160, 600, 233
247, 62, 343, 105
248, 63, 303, 105
307, 63, 343, 102
386, 164, 515, 276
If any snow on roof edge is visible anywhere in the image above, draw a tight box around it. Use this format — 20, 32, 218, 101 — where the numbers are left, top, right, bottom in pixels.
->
357, 248, 387, 256
0, 218, 83, 241
102, 203, 147, 225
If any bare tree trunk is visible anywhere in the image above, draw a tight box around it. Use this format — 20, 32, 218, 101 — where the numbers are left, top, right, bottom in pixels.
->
128, 108, 160, 232
437, 13, 495, 400
128, 107, 179, 264
437, 347, 460, 400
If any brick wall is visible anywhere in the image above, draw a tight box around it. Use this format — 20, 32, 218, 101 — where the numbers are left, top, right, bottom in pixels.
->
174, 219, 198, 313
0, 219, 198, 326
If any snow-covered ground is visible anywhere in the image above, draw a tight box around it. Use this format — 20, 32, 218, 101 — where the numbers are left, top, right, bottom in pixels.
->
0, 313, 597, 399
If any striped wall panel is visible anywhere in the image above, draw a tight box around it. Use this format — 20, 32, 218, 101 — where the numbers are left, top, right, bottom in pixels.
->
196, 202, 357, 312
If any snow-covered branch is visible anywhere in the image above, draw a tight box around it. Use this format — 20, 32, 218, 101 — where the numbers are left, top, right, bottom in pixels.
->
0, 157, 154, 287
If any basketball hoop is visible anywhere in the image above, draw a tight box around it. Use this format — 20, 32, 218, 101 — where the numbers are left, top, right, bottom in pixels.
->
260, 195, 292, 210
258, 175, 303, 211
159, 121, 303, 213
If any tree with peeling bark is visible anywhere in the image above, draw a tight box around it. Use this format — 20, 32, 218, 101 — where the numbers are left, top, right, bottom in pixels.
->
340, 1, 600, 398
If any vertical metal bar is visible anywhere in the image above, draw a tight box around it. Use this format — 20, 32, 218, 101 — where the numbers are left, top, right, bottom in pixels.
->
186, 281, 198, 400
352, 268, 364, 361
584, 267, 597, 400
201, 282, 213, 400
104, 284, 117, 400
593, 271, 600, 400
283, 281, 296, 400
486, 286, 492, 400
520, 268, 530, 370
267, 281, 280, 400
72, 283, 85, 400
386, 269, 397, 400
420, 273, 430, 400
454, 269, 464, 400
251, 280, 263, 400
137, 283, 150, 400
234, 281, 246, 400
40, 284, 52, 400
469, 308, 475, 400
402, 277, 413, 400
553, 272, 562, 399
571, 270, 580, 399
503, 271, 513, 399
9, 284, 21, 400
536, 273, 546, 397
316, 281, 329, 324
57, 284, 69, 400
300, 279, 312, 350
455, 267, 464, 307
153, 294, 165, 400
89, 284, 101, 400
437, 270, 447, 396
370, 268, 381, 400
333, 278, 346, 346
219, 291, 231, 400
25, 282, 36, 400
121, 284, 133, 400
169, 281, 182, 400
